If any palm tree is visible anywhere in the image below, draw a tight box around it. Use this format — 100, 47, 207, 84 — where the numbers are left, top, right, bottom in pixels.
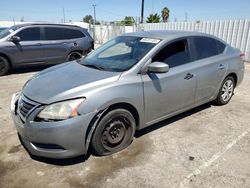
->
161, 7, 170, 23
146, 13, 161, 23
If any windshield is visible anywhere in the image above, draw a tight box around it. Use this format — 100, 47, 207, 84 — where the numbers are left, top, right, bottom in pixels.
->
0, 25, 19, 39
81, 36, 160, 72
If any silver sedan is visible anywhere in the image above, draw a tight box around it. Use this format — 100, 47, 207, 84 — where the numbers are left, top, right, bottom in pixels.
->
11, 30, 245, 159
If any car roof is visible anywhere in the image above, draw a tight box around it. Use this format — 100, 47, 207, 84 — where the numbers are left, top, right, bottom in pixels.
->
10, 23, 82, 29
123, 30, 213, 40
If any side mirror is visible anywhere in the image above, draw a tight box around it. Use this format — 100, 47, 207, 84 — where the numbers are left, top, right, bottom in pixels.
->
9, 36, 20, 43
148, 62, 169, 73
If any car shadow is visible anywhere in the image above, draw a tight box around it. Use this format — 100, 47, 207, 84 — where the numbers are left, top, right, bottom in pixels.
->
27, 102, 213, 165
30, 152, 91, 166
10, 64, 56, 74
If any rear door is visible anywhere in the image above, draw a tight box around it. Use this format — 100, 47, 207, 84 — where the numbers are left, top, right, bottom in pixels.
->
40, 27, 68, 63
142, 38, 197, 125
41, 27, 86, 63
191, 36, 227, 104
10, 27, 45, 64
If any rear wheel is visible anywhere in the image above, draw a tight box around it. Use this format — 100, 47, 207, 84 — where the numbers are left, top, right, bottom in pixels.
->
0, 56, 10, 76
215, 76, 235, 105
66, 51, 82, 62
91, 109, 136, 156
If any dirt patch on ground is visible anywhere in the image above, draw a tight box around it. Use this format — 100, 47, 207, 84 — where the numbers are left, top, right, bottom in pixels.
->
0, 160, 20, 187
65, 137, 153, 187
8, 144, 22, 154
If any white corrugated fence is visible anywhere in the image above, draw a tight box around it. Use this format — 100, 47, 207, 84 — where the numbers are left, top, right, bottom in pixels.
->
138, 19, 250, 61
92, 19, 250, 61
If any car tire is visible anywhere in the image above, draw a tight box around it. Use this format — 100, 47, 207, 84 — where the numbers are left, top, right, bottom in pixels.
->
66, 51, 82, 62
91, 109, 136, 156
0, 56, 10, 76
215, 76, 235, 105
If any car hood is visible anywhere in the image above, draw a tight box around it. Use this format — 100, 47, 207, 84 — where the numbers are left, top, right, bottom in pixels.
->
23, 62, 121, 104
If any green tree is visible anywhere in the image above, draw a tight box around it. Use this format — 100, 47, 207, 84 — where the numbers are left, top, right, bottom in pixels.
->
83, 15, 93, 24
121, 16, 135, 26
146, 13, 161, 23
161, 7, 170, 22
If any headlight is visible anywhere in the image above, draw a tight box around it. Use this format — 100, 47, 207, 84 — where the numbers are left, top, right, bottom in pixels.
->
37, 98, 85, 121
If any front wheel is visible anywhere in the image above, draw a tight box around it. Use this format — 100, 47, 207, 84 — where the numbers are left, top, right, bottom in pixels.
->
91, 109, 136, 156
0, 56, 10, 76
215, 76, 235, 105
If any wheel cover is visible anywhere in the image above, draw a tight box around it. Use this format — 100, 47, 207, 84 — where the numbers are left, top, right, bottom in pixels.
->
221, 80, 234, 102
101, 116, 131, 150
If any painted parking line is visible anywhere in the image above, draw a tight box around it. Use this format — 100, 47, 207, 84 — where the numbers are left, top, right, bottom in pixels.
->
179, 129, 250, 188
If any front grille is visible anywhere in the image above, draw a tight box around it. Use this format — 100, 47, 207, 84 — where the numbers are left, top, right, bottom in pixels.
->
17, 95, 39, 122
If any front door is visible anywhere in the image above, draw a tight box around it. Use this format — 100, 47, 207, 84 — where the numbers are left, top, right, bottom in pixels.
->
142, 38, 197, 125
10, 27, 45, 64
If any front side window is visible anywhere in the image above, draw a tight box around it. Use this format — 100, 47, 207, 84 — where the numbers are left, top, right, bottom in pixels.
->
152, 39, 192, 68
81, 36, 160, 72
16, 27, 40, 41
193, 36, 226, 60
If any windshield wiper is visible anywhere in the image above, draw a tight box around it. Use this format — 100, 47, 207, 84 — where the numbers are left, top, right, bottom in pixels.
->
82, 64, 105, 70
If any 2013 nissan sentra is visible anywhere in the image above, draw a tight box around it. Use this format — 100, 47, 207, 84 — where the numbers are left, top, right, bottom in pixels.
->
11, 30, 245, 159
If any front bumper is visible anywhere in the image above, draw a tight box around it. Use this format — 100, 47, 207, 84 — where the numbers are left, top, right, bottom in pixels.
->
11, 93, 96, 159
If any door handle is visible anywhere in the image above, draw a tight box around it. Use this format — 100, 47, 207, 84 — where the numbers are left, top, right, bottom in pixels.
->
184, 73, 194, 80
218, 64, 226, 70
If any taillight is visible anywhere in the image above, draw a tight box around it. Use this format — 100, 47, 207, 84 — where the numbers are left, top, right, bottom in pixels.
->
240, 52, 245, 60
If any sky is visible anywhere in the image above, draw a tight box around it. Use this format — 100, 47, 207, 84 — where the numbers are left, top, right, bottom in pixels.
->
0, 0, 250, 23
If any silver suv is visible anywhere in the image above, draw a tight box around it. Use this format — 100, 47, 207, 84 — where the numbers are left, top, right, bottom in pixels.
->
0, 23, 94, 75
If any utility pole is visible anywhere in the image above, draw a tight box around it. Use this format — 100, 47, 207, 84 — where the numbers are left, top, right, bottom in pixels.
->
185, 12, 188, 22
151, 0, 154, 14
141, 0, 144, 23
63, 8, 66, 23
12, 17, 16, 25
92, 4, 96, 42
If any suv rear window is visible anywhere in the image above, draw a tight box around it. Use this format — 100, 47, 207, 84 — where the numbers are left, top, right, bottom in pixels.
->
193, 36, 226, 60
44, 27, 85, 40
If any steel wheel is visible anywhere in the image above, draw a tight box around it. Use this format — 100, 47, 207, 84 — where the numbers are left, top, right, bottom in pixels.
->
101, 118, 128, 150
0, 56, 10, 76
91, 109, 136, 156
215, 76, 235, 105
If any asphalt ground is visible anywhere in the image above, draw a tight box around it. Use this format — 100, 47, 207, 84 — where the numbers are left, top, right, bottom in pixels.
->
0, 63, 249, 188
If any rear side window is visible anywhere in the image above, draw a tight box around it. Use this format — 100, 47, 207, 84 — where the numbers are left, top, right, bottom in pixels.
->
193, 36, 226, 60
44, 27, 85, 40
152, 39, 192, 68
44, 27, 64, 40
17, 27, 40, 41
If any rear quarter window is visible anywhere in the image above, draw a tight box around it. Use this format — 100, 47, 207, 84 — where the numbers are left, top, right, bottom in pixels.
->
193, 36, 226, 60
